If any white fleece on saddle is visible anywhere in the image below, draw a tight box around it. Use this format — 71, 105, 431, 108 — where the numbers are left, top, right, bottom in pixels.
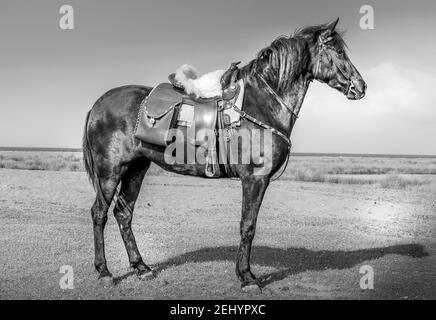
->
174, 64, 225, 98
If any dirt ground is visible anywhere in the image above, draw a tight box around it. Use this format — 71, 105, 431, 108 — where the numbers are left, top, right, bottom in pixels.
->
1, 168, 435, 299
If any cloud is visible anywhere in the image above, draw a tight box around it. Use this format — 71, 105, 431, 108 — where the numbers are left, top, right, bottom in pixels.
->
359, 63, 436, 117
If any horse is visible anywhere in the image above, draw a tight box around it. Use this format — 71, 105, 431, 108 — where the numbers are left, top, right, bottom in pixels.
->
82, 18, 366, 292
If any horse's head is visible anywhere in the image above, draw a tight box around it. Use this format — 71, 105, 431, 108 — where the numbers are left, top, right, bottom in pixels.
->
307, 18, 366, 100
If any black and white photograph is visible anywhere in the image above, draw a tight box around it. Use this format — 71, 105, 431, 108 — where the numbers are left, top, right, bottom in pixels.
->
1, 0, 436, 305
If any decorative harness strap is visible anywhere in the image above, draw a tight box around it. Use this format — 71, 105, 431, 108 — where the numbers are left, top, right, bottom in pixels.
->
232, 105, 292, 150
231, 72, 298, 151
231, 104, 291, 181
256, 73, 299, 120
229, 72, 298, 181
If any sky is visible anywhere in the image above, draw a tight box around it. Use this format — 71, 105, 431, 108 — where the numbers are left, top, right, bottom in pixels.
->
0, 0, 435, 155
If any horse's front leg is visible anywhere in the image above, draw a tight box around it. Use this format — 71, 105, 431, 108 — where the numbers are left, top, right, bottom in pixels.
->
237, 175, 270, 292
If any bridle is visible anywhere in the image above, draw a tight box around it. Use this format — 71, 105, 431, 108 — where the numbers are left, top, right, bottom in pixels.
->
314, 35, 356, 96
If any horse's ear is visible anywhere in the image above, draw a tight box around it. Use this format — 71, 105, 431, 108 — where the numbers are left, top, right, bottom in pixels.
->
320, 18, 339, 39
327, 18, 339, 32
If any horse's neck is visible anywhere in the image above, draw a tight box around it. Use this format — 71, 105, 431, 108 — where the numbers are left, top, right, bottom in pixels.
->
271, 75, 311, 135
283, 77, 310, 119
240, 40, 312, 135
261, 49, 312, 134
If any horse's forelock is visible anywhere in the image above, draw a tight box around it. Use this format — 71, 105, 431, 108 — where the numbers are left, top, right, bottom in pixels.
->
295, 24, 348, 52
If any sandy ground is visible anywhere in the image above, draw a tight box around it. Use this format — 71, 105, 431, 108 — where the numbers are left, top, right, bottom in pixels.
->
0, 168, 435, 300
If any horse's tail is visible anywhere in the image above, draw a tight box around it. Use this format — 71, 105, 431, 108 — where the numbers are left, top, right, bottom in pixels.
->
82, 110, 109, 206
82, 111, 96, 189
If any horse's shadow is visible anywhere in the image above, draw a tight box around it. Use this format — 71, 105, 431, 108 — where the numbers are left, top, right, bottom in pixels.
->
113, 243, 428, 287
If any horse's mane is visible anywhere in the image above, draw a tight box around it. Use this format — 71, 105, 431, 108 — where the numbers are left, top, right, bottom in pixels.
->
240, 23, 347, 92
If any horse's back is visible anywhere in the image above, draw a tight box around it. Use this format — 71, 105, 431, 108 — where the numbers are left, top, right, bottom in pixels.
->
91, 85, 152, 120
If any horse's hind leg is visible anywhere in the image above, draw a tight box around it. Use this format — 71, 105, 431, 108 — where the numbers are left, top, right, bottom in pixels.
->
91, 175, 119, 282
113, 157, 153, 279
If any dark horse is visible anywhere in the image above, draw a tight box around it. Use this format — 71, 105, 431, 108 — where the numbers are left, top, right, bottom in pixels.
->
83, 19, 366, 292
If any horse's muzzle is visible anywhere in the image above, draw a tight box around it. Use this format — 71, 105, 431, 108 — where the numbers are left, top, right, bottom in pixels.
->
347, 78, 366, 100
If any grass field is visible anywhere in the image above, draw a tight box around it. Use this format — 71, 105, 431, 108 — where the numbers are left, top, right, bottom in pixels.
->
1, 168, 435, 299
1, 150, 435, 190
1, 149, 436, 299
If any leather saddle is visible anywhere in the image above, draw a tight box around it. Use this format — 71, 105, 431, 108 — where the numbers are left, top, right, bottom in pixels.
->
134, 62, 242, 177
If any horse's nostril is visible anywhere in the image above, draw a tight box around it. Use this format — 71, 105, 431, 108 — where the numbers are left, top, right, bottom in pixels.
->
353, 79, 366, 94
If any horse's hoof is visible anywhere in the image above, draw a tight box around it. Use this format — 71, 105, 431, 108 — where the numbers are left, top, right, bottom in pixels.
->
241, 283, 262, 294
137, 270, 155, 281
98, 275, 114, 286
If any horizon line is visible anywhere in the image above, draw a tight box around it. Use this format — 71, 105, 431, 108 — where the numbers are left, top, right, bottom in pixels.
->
1, 146, 435, 158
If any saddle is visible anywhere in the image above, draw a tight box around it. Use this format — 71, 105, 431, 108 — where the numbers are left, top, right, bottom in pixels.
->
134, 62, 243, 178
